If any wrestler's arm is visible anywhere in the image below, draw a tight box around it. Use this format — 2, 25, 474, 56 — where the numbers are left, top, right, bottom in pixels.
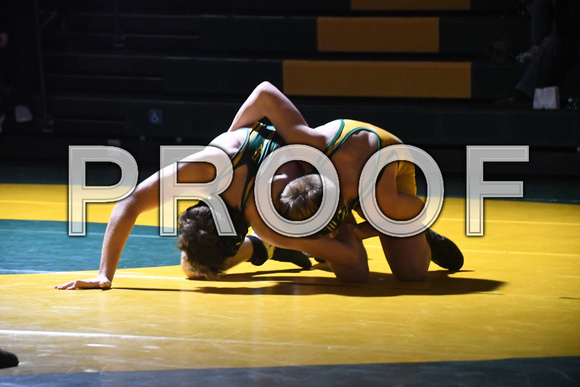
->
247, 210, 369, 283
355, 221, 381, 240
55, 149, 219, 290
228, 81, 326, 150
54, 173, 161, 290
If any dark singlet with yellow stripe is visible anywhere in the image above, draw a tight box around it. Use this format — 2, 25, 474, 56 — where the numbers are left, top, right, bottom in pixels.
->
230, 122, 284, 214
321, 119, 404, 233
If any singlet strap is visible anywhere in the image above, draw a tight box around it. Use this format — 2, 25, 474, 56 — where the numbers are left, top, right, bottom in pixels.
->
231, 123, 284, 214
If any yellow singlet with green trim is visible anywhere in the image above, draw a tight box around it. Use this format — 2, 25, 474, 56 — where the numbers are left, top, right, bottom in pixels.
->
322, 119, 415, 231
324, 119, 402, 158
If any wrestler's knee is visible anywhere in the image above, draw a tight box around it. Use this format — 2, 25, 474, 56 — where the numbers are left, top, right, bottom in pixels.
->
380, 234, 430, 282
392, 265, 428, 282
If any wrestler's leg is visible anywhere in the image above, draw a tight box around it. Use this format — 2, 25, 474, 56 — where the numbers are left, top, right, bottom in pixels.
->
374, 161, 430, 280
380, 232, 431, 281
374, 162, 463, 275
374, 162, 423, 221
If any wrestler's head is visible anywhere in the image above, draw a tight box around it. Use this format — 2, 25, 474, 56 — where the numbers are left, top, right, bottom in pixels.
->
277, 174, 347, 236
177, 201, 248, 279
277, 174, 323, 222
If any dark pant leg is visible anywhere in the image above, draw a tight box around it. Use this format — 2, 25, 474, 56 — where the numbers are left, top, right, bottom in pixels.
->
516, 35, 575, 97
531, 0, 554, 46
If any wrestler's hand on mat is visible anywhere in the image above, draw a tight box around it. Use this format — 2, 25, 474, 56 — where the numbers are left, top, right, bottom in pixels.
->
54, 276, 111, 290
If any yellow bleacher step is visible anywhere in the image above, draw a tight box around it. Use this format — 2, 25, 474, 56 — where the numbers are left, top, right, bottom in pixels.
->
283, 60, 471, 98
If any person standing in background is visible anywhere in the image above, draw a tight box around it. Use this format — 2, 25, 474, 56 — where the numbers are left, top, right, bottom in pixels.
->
498, 0, 580, 107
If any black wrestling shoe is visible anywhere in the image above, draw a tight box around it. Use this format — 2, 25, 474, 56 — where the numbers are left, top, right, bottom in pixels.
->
247, 235, 311, 270
272, 248, 312, 270
0, 349, 19, 369
425, 229, 464, 272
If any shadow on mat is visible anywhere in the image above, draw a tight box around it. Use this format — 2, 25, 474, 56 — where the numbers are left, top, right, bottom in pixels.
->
194, 271, 504, 297
116, 269, 504, 298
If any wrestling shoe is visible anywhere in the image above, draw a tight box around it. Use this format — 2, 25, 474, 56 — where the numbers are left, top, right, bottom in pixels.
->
425, 229, 464, 272
272, 248, 312, 270
247, 234, 311, 270
0, 348, 19, 369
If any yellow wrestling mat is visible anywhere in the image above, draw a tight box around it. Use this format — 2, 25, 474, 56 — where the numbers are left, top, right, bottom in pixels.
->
1, 184, 579, 383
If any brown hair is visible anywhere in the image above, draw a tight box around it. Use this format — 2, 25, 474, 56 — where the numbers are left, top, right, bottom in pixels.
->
177, 201, 248, 279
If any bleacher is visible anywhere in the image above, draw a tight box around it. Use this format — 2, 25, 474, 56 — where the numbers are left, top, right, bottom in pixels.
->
2, 0, 579, 180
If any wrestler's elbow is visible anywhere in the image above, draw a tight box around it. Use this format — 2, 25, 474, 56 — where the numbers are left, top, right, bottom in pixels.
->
257, 80, 276, 93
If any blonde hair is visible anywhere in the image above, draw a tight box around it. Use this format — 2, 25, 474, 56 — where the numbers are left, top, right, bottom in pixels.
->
277, 174, 349, 235
277, 174, 324, 221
